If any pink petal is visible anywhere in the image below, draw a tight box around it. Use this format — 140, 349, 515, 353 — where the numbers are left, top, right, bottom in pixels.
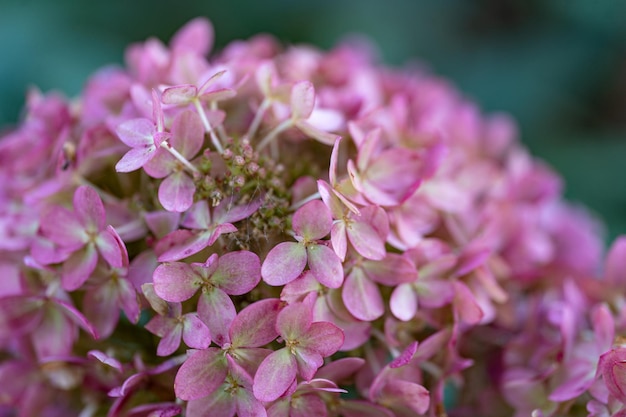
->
362, 254, 417, 286
347, 220, 386, 261
295, 120, 340, 146
182, 313, 212, 350
307, 244, 344, 288
390, 284, 418, 321
294, 347, 324, 381
380, 380, 430, 415
293, 200, 332, 241
40, 206, 86, 248
53, 297, 99, 339
290, 81, 315, 120
143, 147, 176, 178
96, 225, 128, 268
118, 278, 140, 323
211, 251, 261, 295
318, 180, 344, 219
198, 88, 237, 103
174, 348, 228, 401
253, 348, 297, 402
145, 315, 182, 356
330, 222, 348, 261
153, 262, 198, 302
276, 299, 312, 340
181, 200, 212, 229
158, 171, 196, 212
144, 210, 181, 238
343, 267, 384, 321
116, 145, 157, 172
301, 321, 344, 357
83, 283, 120, 339
186, 390, 236, 417
73, 186, 106, 232
157, 228, 228, 262
417, 279, 455, 308
230, 299, 282, 348
261, 242, 307, 286
62, 244, 98, 291
161, 84, 198, 105
453, 281, 484, 325
170, 17, 214, 55
115, 118, 155, 147
198, 288, 237, 347
214, 196, 262, 224
170, 110, 204, 158
390, 341, 418, 368
606, 236, 626, 286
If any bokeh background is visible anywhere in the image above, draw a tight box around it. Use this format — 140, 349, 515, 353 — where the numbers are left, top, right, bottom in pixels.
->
1, 0, 625, 242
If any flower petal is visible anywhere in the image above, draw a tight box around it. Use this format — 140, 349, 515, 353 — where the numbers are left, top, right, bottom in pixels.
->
62, 244, 98, 291
300, 321, 344, 357
116, 118, 155, 147
342, 267, 384, 321
161, 84, 198, 105
182, 313, 212, 350
253, 348, 297, 402
230, 299, 282, 348
158, 171, 196, 213
307, 244, 344, 288
292, 200, 332, 241
73, 186, 106, 232
390, 283, 418, 321
115, 145, 157, 172
153, 262, 199, 302
211, 251, 261, 295
96, 225, 128, 268
197, 288, 237, 347
290, 81, 315, 120
261, 242, 307, 286
174, 348, 227, 401
40, 206, 86, 248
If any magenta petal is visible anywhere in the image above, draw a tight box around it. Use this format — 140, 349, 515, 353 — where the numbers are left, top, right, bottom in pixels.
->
96, 225, 128, 268
301, 321, 344, 357
159, 171, 196, 212
182, 313, 212, 350
153, 262, 198, 302
145, 316, 182, 356
174, 348, 227, 400
212, 251, 261, 295
292, 200, 332, 241
230, 299, 282, 348
62, 244, 98, 291
73, 186, 106, 232
343, 268, 384, 321
390, 284, 418, 321
198, 288, 237, 347
261, 242, 307, 286
307, 244, 344, 288
253, 348, 297, 402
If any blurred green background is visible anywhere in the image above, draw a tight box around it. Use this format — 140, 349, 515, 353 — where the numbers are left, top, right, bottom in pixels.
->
1, 0, 625, 241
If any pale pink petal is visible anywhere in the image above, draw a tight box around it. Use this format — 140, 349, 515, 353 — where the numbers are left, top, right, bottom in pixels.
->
118, 278, 140, 323
606, 236, 626, 287
144, 210, 181, 239
198, 288, 237, 347
181, 200, 212, 229
330, 222, 348, 261
230, 298, 282, 348
293, 200, 332, 241
62, 244, 98, 291
215, 197, 262, 224
161, 84, 198, 105
347, 220, 386, 260
153, 262, 198, 302
40, 206, 86, 248
390, 283, 418, 321
300, 321, 344, 357
290, 81, 315, 120
145, 315, 181, 356
83, 283, 120, 339
362, 254, 417, 286
261, 242, 307, 286
307, 244, 344, 288
170, 109, 204, 158
157, 229, 227, 262
170, 17, 214, 55
253, 348, 297, 402
182, 313, 212, 350
211, 251, 261, 295
186, 390, 236, 417
295, 120, 341, 146
143, 147, 176, 178
453, 281, 484, 325
115, 145, 157, 172
95, 225, 128, 268
318, 180, 344, 219
54, 297, 99, 339
158, 171, 196, 212
417, 280, 455, 308
174, 348, 227, 400
73, 186, 106, 232
198, 88, 237, 102
115, 118, 155, 147
342, 268, 384, 321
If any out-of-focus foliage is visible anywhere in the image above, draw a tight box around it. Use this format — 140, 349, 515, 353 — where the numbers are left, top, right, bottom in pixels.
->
1, 0, 625, 240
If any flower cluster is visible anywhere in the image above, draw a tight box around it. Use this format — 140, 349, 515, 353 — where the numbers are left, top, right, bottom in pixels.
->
1, 17, 625, 417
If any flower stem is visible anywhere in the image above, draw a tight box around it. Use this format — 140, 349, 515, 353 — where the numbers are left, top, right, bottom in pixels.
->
193, 99, 224, 154
257, 119, 292, 152
289, 192, 321, 211
246, 98, 270, 140
160, 142, 200, 174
